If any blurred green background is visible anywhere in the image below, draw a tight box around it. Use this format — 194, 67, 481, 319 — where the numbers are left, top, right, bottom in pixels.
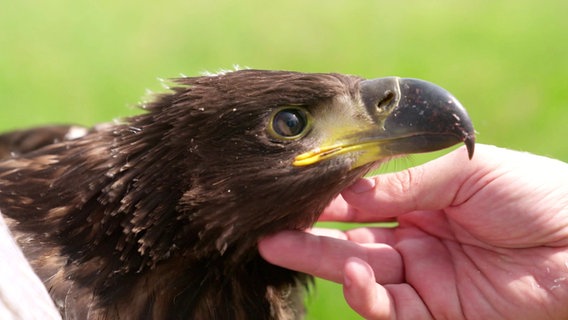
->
1, 0, 567, 318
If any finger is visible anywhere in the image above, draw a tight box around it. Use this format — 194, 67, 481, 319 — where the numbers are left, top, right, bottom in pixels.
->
343, 257, 433, 320
308, 227, 349, 239
309, 226, 398, 246
336, 145, 499, 222
344, 227, 398, 245
258, 230, 403, 284
343, 257, 389, 319
306, 227, 396, 247
319, 193, 397, 223
319, 194, 353, 221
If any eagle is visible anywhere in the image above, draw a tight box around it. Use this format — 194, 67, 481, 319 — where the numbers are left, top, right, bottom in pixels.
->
0, 70, 474, 319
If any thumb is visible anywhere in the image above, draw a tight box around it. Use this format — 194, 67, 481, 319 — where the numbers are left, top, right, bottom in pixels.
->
326, 144, 502, 222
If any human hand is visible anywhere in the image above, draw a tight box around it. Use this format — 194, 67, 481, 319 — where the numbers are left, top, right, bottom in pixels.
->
259, 144, 568, 319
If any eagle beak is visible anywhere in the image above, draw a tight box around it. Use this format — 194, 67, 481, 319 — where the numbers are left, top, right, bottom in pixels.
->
293, 77, 475, 167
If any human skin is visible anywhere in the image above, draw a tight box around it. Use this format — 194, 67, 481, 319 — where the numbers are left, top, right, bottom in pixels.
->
259, 144, 568, 319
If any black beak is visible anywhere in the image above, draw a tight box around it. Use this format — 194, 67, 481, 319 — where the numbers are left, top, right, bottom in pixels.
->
359, 77, 475, 159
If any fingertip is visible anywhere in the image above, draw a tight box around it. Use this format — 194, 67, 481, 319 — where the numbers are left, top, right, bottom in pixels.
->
257, 230, 300, 262
258, 234, 277, 253
320, 194, 351, 221
343, 257, 375, 288
346, 177, 376, 194
257, 234, 277, 261
343, 257, 389, 319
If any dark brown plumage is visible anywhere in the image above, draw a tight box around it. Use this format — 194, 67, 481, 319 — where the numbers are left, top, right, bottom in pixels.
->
0, 125, 88, 159
0, 70, 474, 319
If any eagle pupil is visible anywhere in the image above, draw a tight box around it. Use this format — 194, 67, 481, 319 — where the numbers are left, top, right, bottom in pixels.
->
273, 109, 307, 137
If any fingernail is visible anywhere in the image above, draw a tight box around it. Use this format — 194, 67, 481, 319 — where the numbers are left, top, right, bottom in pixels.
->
347, 178, 375, 194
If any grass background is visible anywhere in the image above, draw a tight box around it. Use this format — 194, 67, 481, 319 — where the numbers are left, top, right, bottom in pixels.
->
1, 1, 567, 318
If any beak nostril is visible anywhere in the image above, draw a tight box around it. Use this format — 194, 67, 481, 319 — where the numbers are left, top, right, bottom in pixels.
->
376, 90, 396, 113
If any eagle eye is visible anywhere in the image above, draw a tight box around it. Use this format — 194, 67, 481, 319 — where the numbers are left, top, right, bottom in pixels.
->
269, 107, 311, 140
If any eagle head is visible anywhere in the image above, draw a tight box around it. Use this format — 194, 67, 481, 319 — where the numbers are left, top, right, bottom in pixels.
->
0, 69, 474, 319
